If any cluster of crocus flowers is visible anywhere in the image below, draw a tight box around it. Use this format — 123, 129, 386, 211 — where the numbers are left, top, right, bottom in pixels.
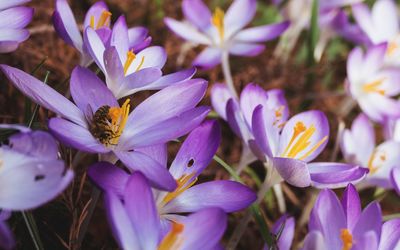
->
0, 65, 209, 191
341, 114, 400, 192
0, 126, 73, 249
303, 184, 400, 250
0, 0, 34, 53
346, 43, 400, 123
165, 0, 289, 69
89, 121, 256, 235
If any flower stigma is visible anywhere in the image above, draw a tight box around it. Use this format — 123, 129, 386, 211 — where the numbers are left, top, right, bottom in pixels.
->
282, 121, 328, 160
212, 7, 225, 42
158, 222, 184, 250
162, 173, 197, 205
89, 99, 130, 146
90, 10, 112, 29
123, 50, 145, 75
340, 229, 353, 250
367, 149, 386, 174
362, 78, 386, 95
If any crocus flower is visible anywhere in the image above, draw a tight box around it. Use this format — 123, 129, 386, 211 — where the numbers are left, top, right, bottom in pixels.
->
353, 0, 400, 67
0, 0, 33, 53
341, 113, 400, 192
251, 103, 368, 188
0, 65, 209, 191
210, 83, 289, 167
84, 16, 196, 99
53, 0, 151, 66
0, 126, 73, 250
164, 0, 289, 69
302, 184, 400, 250
274, 0, 366, 61
346, 44, 400, 123
105, 171, 227, 250
263, 215, 295, 250
89, 121, 256, 233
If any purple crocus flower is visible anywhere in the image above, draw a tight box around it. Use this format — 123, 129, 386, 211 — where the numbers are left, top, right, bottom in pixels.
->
274, 0, 366, 61
0, 0, 33, 53
252, 103, 368, 188
52, 0, 150, 66
84, 17, 196, 99
264, 215, 295, 250
164, 0, 289, 69
211, 83, 289, 168
346, 44, 400, 123
105, 171, 227, 250
0, 65, 209, 191
341, 113, 400, 192
353, 0, 400, 67
0, 126, 73, 250
302, 184, 400, 250
89, 121, 256, 233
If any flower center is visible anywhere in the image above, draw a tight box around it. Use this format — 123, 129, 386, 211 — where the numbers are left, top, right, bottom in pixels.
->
158, 222, 184, 250
161, 173, 197, 205
340, 229, 353, 250
362, 78, 386, 95
367, 149, 386, 174
90, 10, 112, 30
89, 99, 130, 146
281, 121, 328, 160
211, 7, 225, 41
123, 50, 145, 75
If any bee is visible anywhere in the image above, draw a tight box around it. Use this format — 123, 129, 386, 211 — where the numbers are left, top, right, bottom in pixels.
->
89, 105, 115, 145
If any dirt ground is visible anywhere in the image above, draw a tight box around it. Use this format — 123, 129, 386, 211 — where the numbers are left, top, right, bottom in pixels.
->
0, 0, 398, 249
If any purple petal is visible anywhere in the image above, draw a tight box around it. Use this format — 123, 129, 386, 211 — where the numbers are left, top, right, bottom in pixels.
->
128, 26, 149, 49
48, 118, 109, 153
379, 218, 400, 250
309, 189, 346, 249
162, 180, 256, 214
347, 47, 364, 84
390, 167, 400, 195
136, 144, 167, 166
352, 3, 375, 43
352, 202, 382, 244
229, 42, 265, 57
83, 1, 108, 29
123, 107, 210, 148
302, 231, 326, 250
363, 43, 387, 75
354, 231, 379, 250
88, 162, 129, 196
117, 68, 162, 98
123, 172, 160, 250
70, 66, 118, 118
226, 98, 251, 141
271, 215, 295, 250
180, 208, 227, 250
234, 21, 290, 43
0, 28, 29, 44
0, 0, 30, 10
9, 130, 58, 160
0, 64, 86, 127
169, 120, 220, 180
121, 79, 207, 142
192, 47, 222, 69
371, 0, 399, 42
124, 46, 166, 75
144, 67, 196, 91
53, 0, 82, 50
240, 83, 268, 127
84, 27, 106, 71
272, 157, 311, 187
164, 17, 211, 44
182, 0, 212, 30
341, 184, 361, 231
210, 83, 233, 120
224, 0, 257, 37
104, 192, 139, 250
359, 93, 400, 123
251, 105, 273, 157
0, 220, 14, 250
0, 7, 33, 29
115, 150, 177, 191
0, 41, 19, 53
278, 110, 329, 162
308, 162, 368, 189
110, 15, 129, 62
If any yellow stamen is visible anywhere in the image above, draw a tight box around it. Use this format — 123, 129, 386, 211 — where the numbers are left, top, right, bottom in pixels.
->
162, 173, 197, 205
135, 56, 145, 72
212, 7, 225, 41
123, 50, 136, 75
367, 150, 386, 174
363, 78, 386, 95
96, 10, 112, 29
340, 229, 353, 250
108, 99, 130, 145
90, 16, 95, 29
282, 122, 327, 160
387, 41, 398, 56
158, 222, 184, 250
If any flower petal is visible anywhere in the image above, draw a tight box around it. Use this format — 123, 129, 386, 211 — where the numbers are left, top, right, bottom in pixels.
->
341, 184, 361, 231
210, 83, 233, 120
88, 162, 129, 196
371, 0, 399, 42
192, 47, 222, 69
229, 42, 265, 56
0, 7, 33, 29
390, 167, 400, 195
352, 202, 382, 244
84, 27, 106, 71
271, 215, 295, 250
48, 118, 109, 153
125, 46, 167, 76
272, 157, 311, 187
224, 0, 257, 37
0, 220, 14, 250
83, 1, 109, 29
0, 0, 30, 10
53, 0, 82, 50
0, 64, 86, 127
164, 17, 211, 45
182, 0, 212, 30
251, 105, 274, 157
378, 218, 400, 250
142, 67, 196, 91
234, 21, 289, 43
240, 83, 268, 127
302, 231, 326, 250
